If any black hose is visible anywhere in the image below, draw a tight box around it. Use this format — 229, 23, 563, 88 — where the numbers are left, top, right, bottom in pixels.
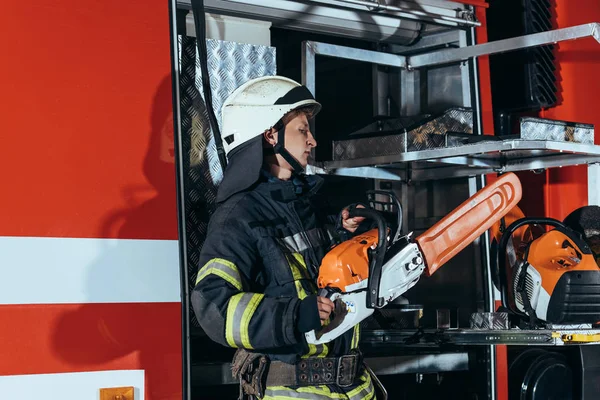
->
190, 0, 228, 172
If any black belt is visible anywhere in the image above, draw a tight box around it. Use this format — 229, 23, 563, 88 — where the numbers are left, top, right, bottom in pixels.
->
266, 352, 363, 388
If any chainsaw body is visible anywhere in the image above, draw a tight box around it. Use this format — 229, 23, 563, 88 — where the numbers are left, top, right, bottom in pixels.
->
306, 173, 522, 345
498, 216, 600, 324
305, 240, 424, 345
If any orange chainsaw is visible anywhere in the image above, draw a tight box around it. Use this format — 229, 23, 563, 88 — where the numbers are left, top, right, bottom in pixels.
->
306, 173, 523, 345
495, 206, 600, 325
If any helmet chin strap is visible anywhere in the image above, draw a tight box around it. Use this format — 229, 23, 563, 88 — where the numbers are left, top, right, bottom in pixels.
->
273, 124, 306, 175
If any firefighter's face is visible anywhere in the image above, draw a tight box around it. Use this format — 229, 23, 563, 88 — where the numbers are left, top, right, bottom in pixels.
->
276, 112, 317, 168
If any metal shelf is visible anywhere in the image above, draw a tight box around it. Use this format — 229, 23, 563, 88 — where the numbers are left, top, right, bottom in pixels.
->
191, 327, 600, 386
362, 328, 600, 347
310, 139, 600, 181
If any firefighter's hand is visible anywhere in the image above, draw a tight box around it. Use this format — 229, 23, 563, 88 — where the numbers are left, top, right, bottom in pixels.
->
341, 205, 366, 233
317, 296, 335, 325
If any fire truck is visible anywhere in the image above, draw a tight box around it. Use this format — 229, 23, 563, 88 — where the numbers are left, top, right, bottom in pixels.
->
2, 1, 600, 399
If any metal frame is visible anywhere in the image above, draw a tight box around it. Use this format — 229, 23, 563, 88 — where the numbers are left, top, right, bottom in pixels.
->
301, 40, 407, 141
362, 329, 600, 346
410, 22, 600, 69
392, 28, 463, 53
302, 23, 600, 86
177, 0, 480, 31
303, 0, 480, 27
589, 163, 600, 206
302, 23, 599, 140
169, 5, 191, 400
319, 140, 600, 180
177, 0, 426, 44
465, 21, 495, 398
302, 41, 407, 95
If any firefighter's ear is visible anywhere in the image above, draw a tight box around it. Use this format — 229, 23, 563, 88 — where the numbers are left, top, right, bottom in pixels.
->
263, 128, 277, 146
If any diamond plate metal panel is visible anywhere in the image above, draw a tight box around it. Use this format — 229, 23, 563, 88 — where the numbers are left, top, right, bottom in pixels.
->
469, 312, 510, 330
333, 134, 409, 160
179, 36, 276, 327
520, 117, 594, 144
410, 107, 473, 137
333, 107, 473, 161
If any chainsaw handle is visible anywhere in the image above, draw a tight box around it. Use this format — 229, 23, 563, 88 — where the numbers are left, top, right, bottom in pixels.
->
305, 291, 375, 345
347, 207, 388, 309
366, 190, 404, 242
347, 207, 387, 251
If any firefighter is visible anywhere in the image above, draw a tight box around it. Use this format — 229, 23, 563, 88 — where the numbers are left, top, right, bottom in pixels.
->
191, 76, 376, 400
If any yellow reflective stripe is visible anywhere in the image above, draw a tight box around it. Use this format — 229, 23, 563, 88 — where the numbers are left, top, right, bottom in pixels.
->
302, 343, 328, 359
225, 293, 243, 347
287, 253, 317, 292
205, 268, 241, 290
265, 371, 373, 399
265, 386, 339, 399
290, 253, 305, 277
263, 387, 372, 400
286, 253, 330, 359
196, 258, 242, 290
225, 292, 264, 349
287, 253, 309, 279
319, 345, 329, 358
286, 253, 309, 302
304, 345, 318, 357
263, 395, 307, 400
346, 371, 373, 400
240, 293, 263, 348
295, 281, 307, 299
351, 325, 360, 349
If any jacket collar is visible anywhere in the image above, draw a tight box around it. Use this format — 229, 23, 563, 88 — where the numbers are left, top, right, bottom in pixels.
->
256, 170, 324, 202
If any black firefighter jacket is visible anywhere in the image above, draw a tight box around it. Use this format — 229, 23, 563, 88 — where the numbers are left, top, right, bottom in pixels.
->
191, 174, 361, 364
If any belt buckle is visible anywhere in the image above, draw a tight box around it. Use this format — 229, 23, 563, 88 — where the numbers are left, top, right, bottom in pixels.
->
336, 354, 358, 388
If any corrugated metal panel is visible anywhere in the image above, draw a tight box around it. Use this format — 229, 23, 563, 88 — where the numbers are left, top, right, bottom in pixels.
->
179, 36, 276, 326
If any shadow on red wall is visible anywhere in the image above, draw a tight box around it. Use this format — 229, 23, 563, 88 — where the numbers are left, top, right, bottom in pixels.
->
51, 76, 182, 400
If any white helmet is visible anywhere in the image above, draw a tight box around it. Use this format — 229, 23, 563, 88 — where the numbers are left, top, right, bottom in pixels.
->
216, 76, 321, 203
221, 75, 321, 154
